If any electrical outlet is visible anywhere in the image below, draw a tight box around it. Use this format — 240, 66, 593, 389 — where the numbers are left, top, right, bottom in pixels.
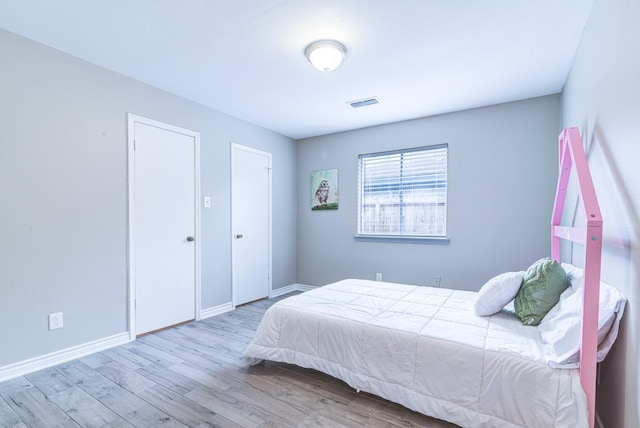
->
434, 276, 442, 287
376, 273, 383, 281
49, 312, 64, 330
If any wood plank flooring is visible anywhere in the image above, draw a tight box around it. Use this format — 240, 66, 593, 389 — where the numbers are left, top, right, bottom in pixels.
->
0, 293, 458, 428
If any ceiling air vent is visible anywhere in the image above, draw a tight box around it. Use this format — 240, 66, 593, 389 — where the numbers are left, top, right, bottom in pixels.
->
348, 97, 380, 109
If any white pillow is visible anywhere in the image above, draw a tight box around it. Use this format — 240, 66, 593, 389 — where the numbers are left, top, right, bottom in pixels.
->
474, 271, 525, 316
561, 262, 585, 286
538, 265, 627, 368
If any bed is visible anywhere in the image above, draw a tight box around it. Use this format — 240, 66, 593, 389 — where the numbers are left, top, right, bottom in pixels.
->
243, 128, 625, 428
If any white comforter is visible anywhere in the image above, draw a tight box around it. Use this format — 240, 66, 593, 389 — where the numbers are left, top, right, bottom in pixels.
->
243, 279, 588, 428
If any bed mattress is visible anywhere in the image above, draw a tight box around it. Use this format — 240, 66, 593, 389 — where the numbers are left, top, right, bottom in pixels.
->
243, 279, 588, 428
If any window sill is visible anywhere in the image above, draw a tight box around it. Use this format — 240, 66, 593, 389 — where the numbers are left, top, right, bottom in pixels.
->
354, 234, 450, 244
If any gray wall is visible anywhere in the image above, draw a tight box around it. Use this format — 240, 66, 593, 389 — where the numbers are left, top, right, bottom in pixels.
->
0, 29, 297, 367
561, 0, 640, 426
296, 95, 561, 289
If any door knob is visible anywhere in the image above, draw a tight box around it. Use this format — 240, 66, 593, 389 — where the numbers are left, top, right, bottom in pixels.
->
186, 236, 195, 242
235, 234, 244, 239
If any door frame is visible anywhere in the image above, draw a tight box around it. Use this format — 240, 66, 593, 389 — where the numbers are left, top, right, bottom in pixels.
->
230, 143, 272, 307
127, 113, 201, 339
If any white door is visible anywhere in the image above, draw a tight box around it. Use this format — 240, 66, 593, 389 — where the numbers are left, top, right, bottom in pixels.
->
231, 144, 271, 306
129, 115, 200, 336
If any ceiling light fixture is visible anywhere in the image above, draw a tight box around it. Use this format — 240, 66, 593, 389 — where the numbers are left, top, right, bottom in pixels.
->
304, 40, 347, 72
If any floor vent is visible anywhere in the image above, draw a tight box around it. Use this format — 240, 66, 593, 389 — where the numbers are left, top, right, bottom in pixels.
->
348, 97, 380, 108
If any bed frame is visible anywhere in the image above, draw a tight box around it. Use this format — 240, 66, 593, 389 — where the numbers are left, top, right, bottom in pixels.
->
551, 127, 602, 428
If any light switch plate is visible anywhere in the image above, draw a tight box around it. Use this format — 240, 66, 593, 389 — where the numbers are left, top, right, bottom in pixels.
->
204, 196, 211, 208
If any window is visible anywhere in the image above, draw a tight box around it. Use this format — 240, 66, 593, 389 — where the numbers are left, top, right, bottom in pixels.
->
357, 144, 448, 239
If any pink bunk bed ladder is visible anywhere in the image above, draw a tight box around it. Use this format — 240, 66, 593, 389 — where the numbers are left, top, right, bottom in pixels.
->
550, 127, 603, 428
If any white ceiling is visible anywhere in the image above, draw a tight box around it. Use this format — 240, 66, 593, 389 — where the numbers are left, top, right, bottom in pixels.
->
0, 0, 593, 139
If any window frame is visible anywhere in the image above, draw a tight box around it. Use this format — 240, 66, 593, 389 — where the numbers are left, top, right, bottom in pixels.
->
355, 144, 449, 244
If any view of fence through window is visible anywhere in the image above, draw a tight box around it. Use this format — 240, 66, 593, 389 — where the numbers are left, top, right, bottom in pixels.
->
357, 144, 448, 237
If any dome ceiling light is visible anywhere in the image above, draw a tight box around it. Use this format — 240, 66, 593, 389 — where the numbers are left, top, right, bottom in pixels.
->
304, 40, 347, 72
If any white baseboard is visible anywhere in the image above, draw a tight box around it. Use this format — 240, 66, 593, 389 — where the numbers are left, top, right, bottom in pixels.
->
199, 302, 234, 320
0, 284, 316, 382
201, 285, 313, 319
0, 286, 316, 382
271, 283, 316, 297
0, 332, 131, 382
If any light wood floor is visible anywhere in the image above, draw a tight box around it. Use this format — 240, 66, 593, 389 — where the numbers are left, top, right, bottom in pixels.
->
0, 293, 459, 427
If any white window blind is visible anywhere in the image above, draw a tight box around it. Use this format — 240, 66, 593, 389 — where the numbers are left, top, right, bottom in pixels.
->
357, 144, 448, 238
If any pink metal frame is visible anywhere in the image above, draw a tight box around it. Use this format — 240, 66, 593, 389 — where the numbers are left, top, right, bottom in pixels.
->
550, 127, 602, 428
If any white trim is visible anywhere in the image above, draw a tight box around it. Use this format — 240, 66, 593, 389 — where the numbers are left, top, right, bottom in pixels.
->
0, 333, 130, 382
194, 127, 202, 321
127, 114, 136, 340
294, 284, 317, 292
202, 284, 315, 318
230, 143, 273, 306
270, 283, 317, 297
200, 302, 235, 320
127, 113, 202, 338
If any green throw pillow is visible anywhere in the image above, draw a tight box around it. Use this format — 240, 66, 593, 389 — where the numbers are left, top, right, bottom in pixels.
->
514, 258, 568, 326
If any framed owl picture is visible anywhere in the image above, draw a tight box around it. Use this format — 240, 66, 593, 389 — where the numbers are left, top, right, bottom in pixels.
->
311, 168, 338, 210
